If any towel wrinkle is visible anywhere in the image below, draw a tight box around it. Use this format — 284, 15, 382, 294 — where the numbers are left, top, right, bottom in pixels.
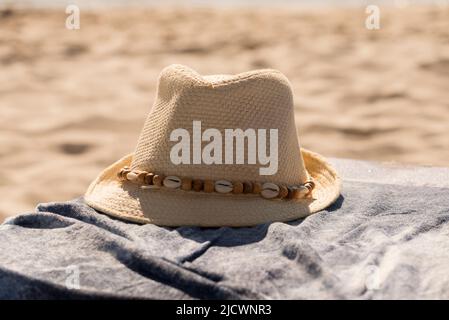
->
37, 201, 137, 241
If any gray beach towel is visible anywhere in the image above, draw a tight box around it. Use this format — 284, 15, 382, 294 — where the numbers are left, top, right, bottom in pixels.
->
0, 159, 448, 299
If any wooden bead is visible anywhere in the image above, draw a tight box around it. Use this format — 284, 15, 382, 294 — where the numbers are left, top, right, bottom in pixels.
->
232, 181, 244, 194
117, 169, 125, 180
287, 187, 296, 199
181, 178, 192, 191
204, 180, 214, 193
119, 167, 131, 180
288, 186, 308, 199
243, 181, 253, 194
137, 171, 147, 183
153, 174, 164, 187
297, 186, 310, 198
119, 166, 130, 178
278, 185, 289, 199
144, 173, 154, 185
193, 179, 203, 192
253, 182, 262, 194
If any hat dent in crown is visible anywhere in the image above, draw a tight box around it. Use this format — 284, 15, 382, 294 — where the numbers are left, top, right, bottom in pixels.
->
85, 64, 341, 227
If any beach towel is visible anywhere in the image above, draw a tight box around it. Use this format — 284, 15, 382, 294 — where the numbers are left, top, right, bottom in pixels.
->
0, 159, 448, 299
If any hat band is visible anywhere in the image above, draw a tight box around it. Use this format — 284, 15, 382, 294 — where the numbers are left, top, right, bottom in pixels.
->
117, 167, 315, 201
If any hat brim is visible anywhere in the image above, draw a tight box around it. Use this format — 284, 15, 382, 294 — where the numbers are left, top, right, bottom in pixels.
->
84, 149, 341, 227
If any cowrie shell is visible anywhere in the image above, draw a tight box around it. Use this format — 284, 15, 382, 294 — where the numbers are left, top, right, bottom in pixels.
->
261, 182, 280, 199
153, 175, 164, 187
126, 172, 138, 182
215, 180, 233, 193
163, 176, 182, 189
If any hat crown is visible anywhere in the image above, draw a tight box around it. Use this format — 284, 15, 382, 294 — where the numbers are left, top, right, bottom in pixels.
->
131, 64, 308, 184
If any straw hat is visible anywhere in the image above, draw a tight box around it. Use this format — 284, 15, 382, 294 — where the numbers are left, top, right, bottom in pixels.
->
85, 64, 340, 227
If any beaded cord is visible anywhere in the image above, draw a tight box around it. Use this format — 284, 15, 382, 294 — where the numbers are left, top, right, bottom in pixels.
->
117, 166, 315, 200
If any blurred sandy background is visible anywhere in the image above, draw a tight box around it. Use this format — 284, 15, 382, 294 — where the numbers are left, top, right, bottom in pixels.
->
0, 3, 448, 220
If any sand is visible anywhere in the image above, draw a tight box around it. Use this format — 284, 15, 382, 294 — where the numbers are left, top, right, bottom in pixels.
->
0, 5, 448, 220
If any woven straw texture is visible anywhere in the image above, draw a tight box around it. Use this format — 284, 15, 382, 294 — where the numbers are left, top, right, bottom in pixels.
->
84, 65, 341, 227
132, 64, 306, 184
